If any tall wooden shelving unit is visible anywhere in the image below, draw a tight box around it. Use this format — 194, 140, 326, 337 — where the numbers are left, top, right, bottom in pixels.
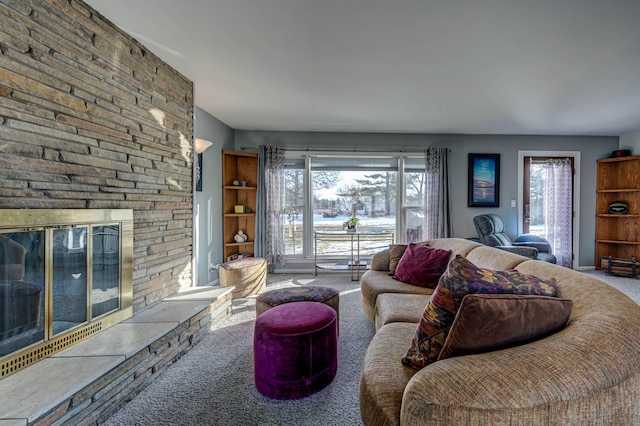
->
595, 156, 640, 270
222, 150, 258, 261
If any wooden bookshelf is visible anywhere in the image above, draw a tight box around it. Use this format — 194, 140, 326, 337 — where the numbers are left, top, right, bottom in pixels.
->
222, 150, 258, 261
595, 156, 640, 269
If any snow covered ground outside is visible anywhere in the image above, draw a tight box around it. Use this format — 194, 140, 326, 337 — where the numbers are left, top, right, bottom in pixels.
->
285, 214, 401, 257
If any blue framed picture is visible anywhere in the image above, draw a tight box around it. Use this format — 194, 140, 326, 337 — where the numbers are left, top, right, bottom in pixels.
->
468, 153, 500, 207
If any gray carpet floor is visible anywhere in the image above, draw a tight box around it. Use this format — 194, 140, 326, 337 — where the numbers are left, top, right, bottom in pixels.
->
104, 273, 373, 426
103, 269, 640, 426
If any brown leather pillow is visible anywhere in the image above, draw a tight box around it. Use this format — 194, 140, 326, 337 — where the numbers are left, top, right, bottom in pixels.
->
388, 244, 408, 275
438, 293, 573, 361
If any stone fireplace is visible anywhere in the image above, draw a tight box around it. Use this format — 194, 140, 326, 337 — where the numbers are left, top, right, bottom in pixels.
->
0, 209, 133, 378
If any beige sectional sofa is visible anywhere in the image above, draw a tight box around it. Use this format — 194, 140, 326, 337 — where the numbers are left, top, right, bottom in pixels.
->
359, 238, 640, 425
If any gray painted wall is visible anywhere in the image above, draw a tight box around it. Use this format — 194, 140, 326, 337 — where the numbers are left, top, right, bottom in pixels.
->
236, 131, 618, 268
620, 130, 640, 154
194, 107, 235, 285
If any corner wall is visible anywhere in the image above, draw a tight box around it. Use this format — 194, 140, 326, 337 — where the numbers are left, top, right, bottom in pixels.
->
620, 131, 640, 154
194, 106, 235, 285
0, 0, 194, 311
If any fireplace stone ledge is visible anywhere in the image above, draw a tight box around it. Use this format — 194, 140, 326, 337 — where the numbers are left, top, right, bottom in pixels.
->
0, 285, 234, 425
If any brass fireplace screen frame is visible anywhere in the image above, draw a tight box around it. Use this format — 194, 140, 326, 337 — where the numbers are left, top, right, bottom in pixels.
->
0, 209, 133, 379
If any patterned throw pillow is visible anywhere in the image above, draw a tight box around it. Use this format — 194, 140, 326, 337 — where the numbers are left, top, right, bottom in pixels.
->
401, 255, 557, 369
392, 243, 452, 288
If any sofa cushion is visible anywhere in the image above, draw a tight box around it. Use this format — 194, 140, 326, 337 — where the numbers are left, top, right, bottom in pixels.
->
375, 293, 432, 330
438, 294, 572, 360
393, 243, 452, 288
388, 244, 408, 275
360, 270, 434, 323
360, 322, 419, 426
401, 255, 557, 369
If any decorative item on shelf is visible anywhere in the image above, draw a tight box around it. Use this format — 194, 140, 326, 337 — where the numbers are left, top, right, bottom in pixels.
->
245, 207, 252, 213
234, 230, 248, 243
241, 181, 247, 187
612, 149, 631, 158
609, 201, 629, 214
233, 180, 240, 186
234, 205, 244, 214
343, 216, 360, 232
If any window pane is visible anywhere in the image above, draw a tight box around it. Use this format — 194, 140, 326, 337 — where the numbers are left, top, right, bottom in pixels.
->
405, 172, 425, 206
313, 169, 396, 256
529, 164, 546, 235
284, 168, 304, 255
406, 208, 424, 243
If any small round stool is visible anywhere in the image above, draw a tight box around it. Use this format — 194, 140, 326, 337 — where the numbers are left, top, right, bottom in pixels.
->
219, 257, 267, 299
254, 301, 338, 400
255, 286, 339, 329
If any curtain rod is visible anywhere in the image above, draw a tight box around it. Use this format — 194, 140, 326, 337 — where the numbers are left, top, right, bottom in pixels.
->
240, 146, 448, 153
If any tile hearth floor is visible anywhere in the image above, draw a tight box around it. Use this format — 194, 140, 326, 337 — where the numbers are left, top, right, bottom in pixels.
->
0, 286, 232, 425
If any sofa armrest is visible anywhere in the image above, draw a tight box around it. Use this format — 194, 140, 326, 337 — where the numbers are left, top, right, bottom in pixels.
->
370, 249, 390, 272
513, 241, 551, 254
514, 234, 553, 254
495, 245, 538, 259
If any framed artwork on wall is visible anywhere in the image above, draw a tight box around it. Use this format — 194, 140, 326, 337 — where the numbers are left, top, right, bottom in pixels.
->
468, 153, 500, 207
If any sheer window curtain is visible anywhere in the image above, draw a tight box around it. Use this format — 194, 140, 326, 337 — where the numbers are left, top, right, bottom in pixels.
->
543, 159, 572, 267
256, 146, 286, 266
423, 147, 452, 240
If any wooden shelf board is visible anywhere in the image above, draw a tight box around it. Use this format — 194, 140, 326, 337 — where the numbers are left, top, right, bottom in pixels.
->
597, 156, 640, 163
596, 240, 640, 245
224, 241, 254, 247
597, 214, 640, 218
224, 186, 257, 190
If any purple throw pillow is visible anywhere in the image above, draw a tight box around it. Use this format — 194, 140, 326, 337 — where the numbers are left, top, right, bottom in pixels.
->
393, 243, 452, 288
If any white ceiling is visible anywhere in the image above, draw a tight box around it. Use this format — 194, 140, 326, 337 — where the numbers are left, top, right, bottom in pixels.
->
84, 0, 640, 136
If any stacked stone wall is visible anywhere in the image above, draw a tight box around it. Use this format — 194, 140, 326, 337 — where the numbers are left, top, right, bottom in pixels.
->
0, 0, 194, 310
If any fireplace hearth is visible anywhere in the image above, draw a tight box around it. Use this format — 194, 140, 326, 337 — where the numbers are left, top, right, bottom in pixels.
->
0, 209, 133, 379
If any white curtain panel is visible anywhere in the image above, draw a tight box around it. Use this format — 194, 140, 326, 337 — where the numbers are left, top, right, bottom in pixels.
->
544, 159, 573, 267
264, 146, 286, 265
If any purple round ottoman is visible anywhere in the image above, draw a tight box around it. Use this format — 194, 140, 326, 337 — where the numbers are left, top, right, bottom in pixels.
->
254, 301, 338, 400
255, 286, 340, 332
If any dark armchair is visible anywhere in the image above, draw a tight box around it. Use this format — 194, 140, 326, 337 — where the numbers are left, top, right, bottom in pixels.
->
473, 214, 556, 263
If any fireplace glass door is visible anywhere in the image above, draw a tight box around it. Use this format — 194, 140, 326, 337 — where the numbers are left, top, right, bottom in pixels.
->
92, 225, 120, 318
53, 227, 88, 335
0, 231, 45, 357
0, 209, 132, 379
1, 224, 122, 357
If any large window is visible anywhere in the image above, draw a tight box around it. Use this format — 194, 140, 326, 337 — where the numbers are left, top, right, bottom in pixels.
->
282, 153, 426, 258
